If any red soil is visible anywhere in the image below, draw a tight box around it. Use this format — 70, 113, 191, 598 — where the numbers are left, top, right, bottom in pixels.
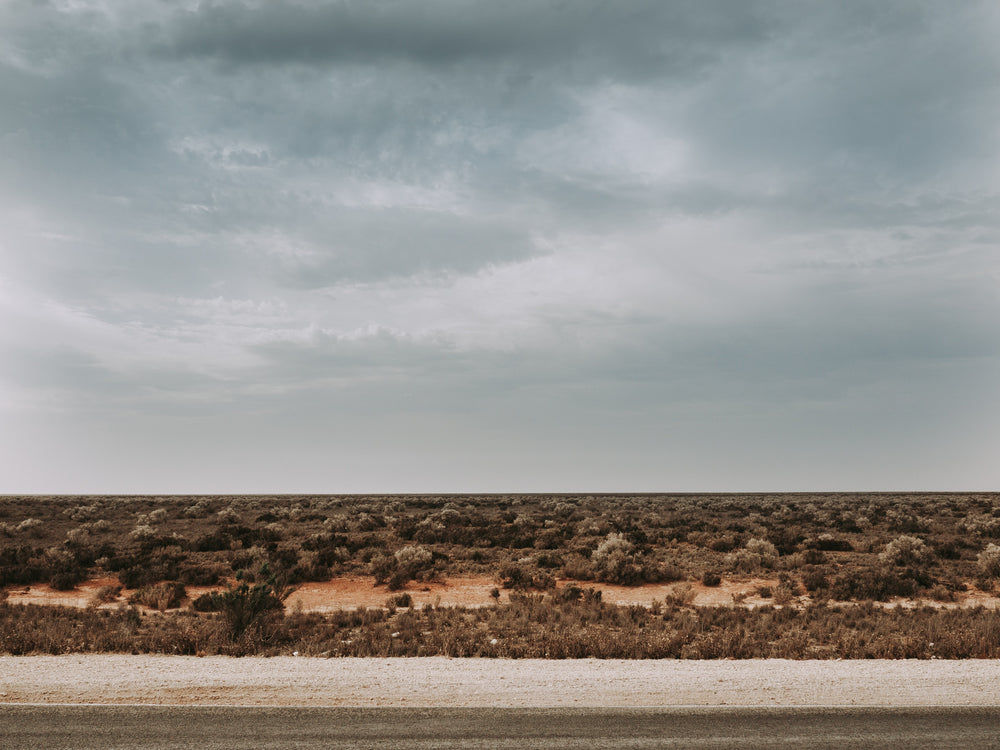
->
5, 575, 997, 612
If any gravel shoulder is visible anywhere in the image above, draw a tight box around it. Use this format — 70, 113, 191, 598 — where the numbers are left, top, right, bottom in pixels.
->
3, 656, 1000, 707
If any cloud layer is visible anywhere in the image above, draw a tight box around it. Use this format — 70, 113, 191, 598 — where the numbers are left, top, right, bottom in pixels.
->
2, 1, 998, 491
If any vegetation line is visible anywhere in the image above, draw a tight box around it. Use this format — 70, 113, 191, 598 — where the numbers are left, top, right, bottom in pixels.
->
3, 493, 1000, 658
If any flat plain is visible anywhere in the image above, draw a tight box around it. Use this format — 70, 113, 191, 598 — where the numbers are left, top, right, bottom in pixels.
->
4, 493, 1000, 657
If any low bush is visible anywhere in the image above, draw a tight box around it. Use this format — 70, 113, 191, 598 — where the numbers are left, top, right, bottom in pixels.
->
89, 584, 122, 606
701, 571, 721, 587
879, 535, 931, 566
129, 581, 187, 611
201, 566, 295, 650
978, 544, 1000, 578
829, 565, 931, 601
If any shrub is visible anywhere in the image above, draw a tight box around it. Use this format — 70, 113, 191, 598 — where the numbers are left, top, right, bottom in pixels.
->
65, 527, 90, 545
499, 563, 534, 590
16, 518, 43, 537
192, 593, 219, 612
664, 582, 696, 607
183, 500, 212, 518
701, 571, 721, 587
978, 543, 1000, 577
536, 552, 564, 569
590, 533, 653, 585
801, 568, 828, 592
370, 553, 395, 585
89, 584, 122, 607
371, 545, 437, 590
131, 524, 157, 541
725, 538, 778, 572
394, 545, 433, 571
810, 534, 853, 552
44, 548, 85, 590
204, 566, 295, 646
773, 583, 796, 606
802, 549, 826, 565
592, 533, 633, 561
829, 566, 925, 601
745, 538, 778, 559
130, 581, 186, 611
879, 535, 931, 566
389, 592, 412, 608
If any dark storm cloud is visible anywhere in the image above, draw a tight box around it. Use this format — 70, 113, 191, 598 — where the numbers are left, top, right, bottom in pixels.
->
159, 0, 770, 74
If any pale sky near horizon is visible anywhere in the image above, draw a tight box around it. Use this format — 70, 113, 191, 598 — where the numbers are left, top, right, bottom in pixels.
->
1, 1, 998, 494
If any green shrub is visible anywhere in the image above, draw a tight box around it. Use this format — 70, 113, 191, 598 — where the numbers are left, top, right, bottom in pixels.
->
204, 565, 295, 646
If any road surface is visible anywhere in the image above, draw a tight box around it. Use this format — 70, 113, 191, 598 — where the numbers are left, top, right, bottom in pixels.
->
3, 705, 1000, 749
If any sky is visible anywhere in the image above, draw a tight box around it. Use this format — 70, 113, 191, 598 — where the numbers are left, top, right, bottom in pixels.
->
1, 0, 998, 494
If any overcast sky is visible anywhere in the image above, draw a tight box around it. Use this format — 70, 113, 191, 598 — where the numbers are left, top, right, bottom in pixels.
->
2, 1, 998, 493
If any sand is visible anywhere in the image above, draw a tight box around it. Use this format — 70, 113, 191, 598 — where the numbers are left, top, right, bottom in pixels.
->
8, 575, 999, 612
3, 656, 1000, 707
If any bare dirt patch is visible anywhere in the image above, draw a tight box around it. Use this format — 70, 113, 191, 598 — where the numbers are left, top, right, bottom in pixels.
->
3, 577, 124, 609
6, 575, 998, 612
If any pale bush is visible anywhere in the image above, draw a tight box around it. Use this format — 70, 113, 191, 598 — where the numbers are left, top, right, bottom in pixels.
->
131, 524, 156, 540
773, 583, 797, 606
879, 535, 931, 566
592, 533, 633, 561
183, 499, 211, 518
978, 543, 1000, 577
745, 538, 778, 559
725, 538, 778, 572
394, 545, 433, 569
663, 582, 695, 607
66, 526, 90, 544
958, 514, 1000, 536
16, 518, 42, 536
65, 505, 98, 522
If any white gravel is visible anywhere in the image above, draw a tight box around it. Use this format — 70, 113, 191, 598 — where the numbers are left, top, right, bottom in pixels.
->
3, 656, 1000, 707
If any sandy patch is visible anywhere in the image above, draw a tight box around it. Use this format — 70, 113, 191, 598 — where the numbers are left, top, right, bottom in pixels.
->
6, 575, 997, 612
287, 576, 500, 611
2, 578, 124, 609
2, 655, 1000, 707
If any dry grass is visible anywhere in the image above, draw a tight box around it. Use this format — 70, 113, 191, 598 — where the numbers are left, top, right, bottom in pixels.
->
4, 593, 1000, 658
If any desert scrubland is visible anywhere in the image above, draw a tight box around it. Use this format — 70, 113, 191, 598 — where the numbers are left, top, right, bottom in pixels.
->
3, 493, 1000, 657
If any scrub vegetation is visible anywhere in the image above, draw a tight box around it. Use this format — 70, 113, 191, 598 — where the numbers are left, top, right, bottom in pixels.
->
3, 493, 1000, 657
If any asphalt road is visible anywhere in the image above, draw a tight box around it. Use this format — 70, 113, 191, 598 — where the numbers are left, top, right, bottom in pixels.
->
3, 705, 1000, 749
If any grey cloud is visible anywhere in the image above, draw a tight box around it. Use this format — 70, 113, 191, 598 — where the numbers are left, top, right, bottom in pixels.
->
2, 0, 998, 491
159, 0, 770, 75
